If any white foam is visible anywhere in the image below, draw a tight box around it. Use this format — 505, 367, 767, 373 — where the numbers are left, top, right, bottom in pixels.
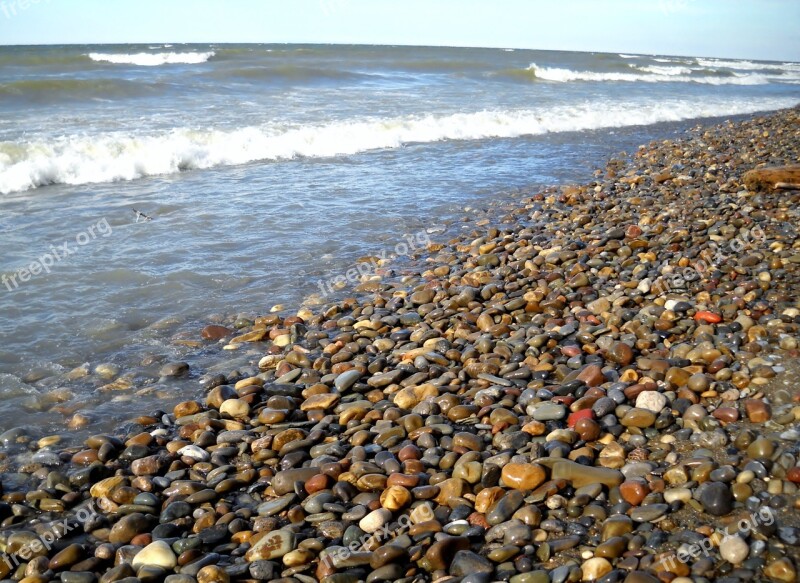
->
1, 97, 796, 194
637, 65, 694, 76
619, 54, 640, 59
528, 63, 794, 85
87, 51, 215, 66
696, 58, 800, 72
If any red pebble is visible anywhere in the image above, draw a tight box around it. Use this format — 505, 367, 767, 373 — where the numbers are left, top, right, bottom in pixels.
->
787, 467, 800, 483
567, 408, 595, 428
625, 225, 643, 238
130, 533, 152, 546
694, 311, 722, 324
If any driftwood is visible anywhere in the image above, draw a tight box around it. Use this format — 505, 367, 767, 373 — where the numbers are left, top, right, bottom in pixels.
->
743, 165, 800, 192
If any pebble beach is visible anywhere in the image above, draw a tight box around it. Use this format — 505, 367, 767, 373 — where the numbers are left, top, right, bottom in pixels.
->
1, 107, 799, 583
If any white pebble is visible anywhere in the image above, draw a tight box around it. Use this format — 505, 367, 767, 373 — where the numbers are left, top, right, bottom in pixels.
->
635, 391, 668, 413
720, 535, 749, 564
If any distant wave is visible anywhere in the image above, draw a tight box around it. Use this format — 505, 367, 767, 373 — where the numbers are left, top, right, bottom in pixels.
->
527, 63, 798, 85
696, 58, 800, 72
619, 54, 640, 59
636, 65, 695, 76
1, 96, 796, 194
87, 51, 215, 66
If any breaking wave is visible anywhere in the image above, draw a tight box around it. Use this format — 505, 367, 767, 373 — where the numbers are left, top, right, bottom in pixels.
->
2, 96, 797, 194
87, 51, 215, 66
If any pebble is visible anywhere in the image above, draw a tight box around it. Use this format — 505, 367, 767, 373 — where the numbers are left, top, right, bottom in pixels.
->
694, 481, 733, 516
501, 463, 547, 490
581, 557, 613, 581
131, 541, 177, 570
359, 508, 392, 533
634, 391, 668, 413
719, 535, 749, 564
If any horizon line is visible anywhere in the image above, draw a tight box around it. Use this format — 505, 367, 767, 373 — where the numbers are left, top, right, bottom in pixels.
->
0, 41, 796, 64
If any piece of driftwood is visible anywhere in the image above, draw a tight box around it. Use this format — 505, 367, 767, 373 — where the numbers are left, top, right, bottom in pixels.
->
743, 165, 800, 192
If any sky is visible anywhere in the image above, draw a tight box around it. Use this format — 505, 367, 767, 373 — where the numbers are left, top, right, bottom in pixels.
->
0, 0, 798, 61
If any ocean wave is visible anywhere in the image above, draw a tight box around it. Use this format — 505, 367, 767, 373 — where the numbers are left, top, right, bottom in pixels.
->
87, 51, 215, 66
527, 63, 795, 85
696, 58, 800, 72
618, 54, 640, 59
653, 57, 695, 64
636, 65, 695, 76
2, 97, 797, 195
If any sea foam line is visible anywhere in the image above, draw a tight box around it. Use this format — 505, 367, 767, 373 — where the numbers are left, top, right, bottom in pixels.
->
87, 51, 215, 66
1, 97, 797, 194
528, 63, 798, 85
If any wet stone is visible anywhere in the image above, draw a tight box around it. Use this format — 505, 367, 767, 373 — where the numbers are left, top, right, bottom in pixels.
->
245, 530, 295, 561
694, 481, 733, 516
450, 550, 495, 577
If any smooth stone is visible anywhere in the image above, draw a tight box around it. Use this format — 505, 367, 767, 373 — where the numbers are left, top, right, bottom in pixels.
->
533, 403, 567, 421
502, 463, 547, 490
619, 479, 650, 506
197, 565, 229, 583
744, 399, 771, 422
257, 493, 296, 516
487, 490, 525, 525
606, 342, 634, 366
132, 541, 177, 571
271, 468, 319, 495
370, 545, 408, 569
109, 513, 152, 544
360, 508, 392, 534
160, 362, 189, 377
577, 365, 605, 387
582, 557, 613, 581
620, 408, 656, 428
201, 325, 234, 340
719, 535, 749, 564
694, 481, 733, 516
763, 558, 796, 582
630, 504, 669, 522
747, 437, 774, 460
634, 391, 667, 413
49, 544, 85, 571
335, 369, 362, 391
245, 530, 295, 561
450, 550, 495, 577
248, 561, 275, 580
176, 445, 209, 462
